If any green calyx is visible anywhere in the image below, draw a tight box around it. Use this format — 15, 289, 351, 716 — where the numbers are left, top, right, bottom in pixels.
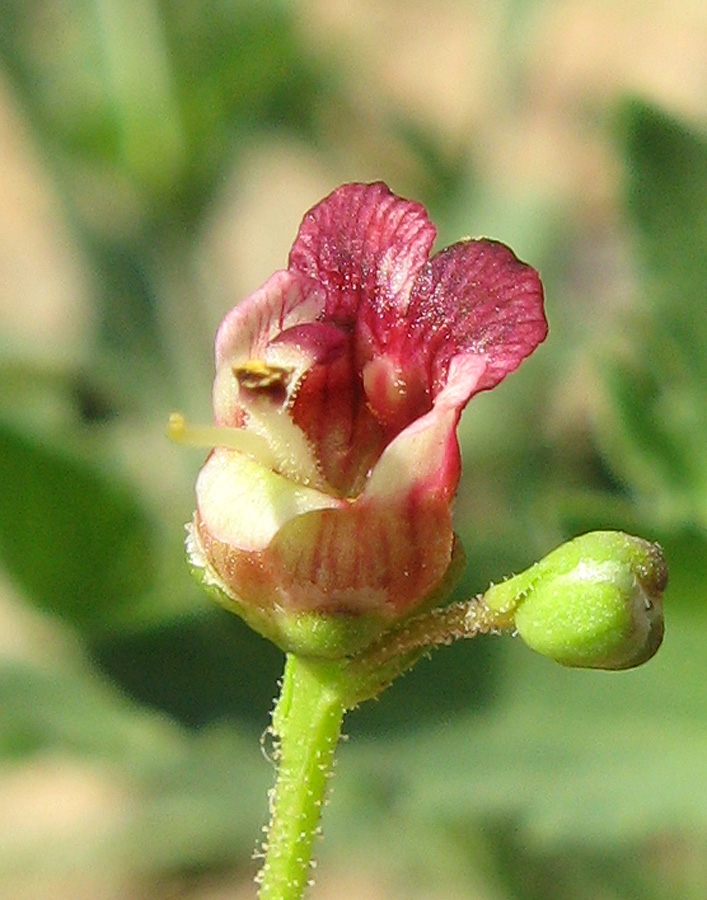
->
189, 562, 388, 657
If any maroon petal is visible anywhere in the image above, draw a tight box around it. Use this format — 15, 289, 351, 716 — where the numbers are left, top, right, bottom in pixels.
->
406, 239, 547, 397
290, 343, 385, 497
364, 354, 487, 506
288, 182, 437, 325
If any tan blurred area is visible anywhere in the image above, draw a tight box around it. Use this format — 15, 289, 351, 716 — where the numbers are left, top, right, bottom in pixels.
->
209, 0, 706, 304
0, 1, 704, 898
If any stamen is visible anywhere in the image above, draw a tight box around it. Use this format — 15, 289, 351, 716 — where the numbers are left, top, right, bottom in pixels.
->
167, 412, 277, 466
233, 359, 294, 392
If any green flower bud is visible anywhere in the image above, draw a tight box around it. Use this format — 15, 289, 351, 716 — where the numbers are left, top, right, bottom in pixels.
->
486, 531, 666, 669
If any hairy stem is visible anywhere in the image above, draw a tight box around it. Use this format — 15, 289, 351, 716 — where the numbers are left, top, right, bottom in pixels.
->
256, 593, 518, 897
257, 654, 347, 900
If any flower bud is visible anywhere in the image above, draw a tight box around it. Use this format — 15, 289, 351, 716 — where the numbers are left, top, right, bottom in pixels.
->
486, 531, 666, 669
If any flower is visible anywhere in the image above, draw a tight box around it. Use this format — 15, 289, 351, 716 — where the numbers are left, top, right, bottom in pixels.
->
186, 182, 547, 657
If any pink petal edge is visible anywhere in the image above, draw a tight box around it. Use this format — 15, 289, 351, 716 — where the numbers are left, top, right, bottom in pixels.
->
214, 269, 325, 369
288, 182, 437, 323
406, 238, 547, 396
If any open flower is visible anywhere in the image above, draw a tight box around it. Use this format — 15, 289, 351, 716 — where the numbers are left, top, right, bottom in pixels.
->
185, 182, 547, 657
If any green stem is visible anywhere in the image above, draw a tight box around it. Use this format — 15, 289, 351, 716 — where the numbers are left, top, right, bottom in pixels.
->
257, 654, 347, 900
342, 595, 516, 707
255, 593, 518, 897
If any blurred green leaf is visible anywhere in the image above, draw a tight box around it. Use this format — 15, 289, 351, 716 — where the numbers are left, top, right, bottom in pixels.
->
0, 661, 178, 762
0, 0, 331, 218
119, 724, 270, 874
621, 100, 707, 297
0, 422, 156, 632
333, 608, 707, 854
165, 0, 330, 198
603, 361, 707, 521
597, 101, 707, 526
90, 608, 284, 729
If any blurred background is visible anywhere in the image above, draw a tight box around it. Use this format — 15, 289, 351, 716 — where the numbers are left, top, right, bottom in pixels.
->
0, 0, 706, 897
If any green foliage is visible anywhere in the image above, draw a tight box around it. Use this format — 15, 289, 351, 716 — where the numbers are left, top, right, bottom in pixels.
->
337, 609, 707, 850
0, 0, 330, 215
621, 100, 707, 293
326, 608, 707, 898
0, 660, 178, 762
0, 422, 156, 632
598, 102, 707, 527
